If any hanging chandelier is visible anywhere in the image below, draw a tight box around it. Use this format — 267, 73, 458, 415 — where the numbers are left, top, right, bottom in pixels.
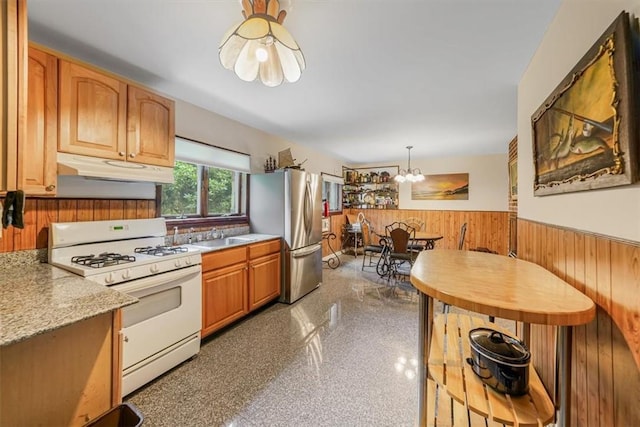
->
219, 0, 305, 87
394, 146, 425, 183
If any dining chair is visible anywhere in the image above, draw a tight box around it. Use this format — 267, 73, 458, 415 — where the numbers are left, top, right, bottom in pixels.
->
384, 222, 417, 281
444, 222, 468, 315
405, 217, 427, 251
361, 219, 386, 271
458, 222, 467, 250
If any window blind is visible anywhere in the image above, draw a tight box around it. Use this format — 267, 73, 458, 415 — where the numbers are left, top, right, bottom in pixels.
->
175, 137, 251, 173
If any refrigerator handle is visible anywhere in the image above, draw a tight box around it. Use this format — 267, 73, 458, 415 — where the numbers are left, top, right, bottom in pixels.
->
304, 181, 313, 237
292, 243, 322, 258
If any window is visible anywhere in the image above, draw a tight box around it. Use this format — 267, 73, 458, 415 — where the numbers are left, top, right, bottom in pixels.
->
160, 137, 250, 221
321, 173, 343, 214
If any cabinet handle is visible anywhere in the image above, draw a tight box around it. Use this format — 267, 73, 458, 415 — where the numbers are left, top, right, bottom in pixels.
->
118, 151, 125, 156
129, 153, 136, 159
45, 184, 56, 192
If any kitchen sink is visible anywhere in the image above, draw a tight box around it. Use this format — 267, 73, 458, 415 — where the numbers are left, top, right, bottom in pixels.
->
192, 236, 257, 248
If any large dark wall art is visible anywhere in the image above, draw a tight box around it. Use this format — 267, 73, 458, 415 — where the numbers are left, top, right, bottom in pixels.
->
531, 11, 639, 196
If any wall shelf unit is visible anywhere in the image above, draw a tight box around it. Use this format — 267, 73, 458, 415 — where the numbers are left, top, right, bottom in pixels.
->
342, 166, 399, 210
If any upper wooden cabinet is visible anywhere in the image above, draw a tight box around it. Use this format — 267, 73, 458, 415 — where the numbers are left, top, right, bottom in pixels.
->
58, 60, 127, 160
127, 86, 175, 167
21, 47, 57, 195
58, 59, 174, 167
1, 0, 26, 194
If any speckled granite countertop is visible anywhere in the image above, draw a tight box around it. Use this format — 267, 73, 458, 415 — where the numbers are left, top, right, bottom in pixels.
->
0, 251, 137, 347
185, 233, 281, 254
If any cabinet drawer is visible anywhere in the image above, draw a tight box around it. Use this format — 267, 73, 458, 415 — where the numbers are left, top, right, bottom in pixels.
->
202, 246, 247, 272
249, 239, 281, 259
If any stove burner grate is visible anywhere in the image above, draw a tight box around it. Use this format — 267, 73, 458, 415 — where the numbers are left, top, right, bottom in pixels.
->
71, 253, 136, 269
134, 245, 189, 256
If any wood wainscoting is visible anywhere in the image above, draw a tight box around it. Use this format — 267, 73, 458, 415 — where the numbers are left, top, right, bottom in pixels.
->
0, 198, 156, 253
518, 218, 640, 427
345, 208, 509, 255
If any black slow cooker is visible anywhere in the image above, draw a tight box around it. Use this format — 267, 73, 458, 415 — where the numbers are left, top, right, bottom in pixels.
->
467, 328, 531, 395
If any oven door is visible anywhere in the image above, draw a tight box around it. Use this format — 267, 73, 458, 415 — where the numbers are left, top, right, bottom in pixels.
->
113, 264, 202, 370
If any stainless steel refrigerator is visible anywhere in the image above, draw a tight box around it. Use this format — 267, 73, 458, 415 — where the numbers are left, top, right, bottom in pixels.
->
250, 169, 323, 303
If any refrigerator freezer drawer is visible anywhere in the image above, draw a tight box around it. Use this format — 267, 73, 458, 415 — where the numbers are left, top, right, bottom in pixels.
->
281, 243, 322, 304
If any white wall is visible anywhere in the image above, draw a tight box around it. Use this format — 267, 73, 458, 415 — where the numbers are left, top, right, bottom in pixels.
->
518, 2, 640, 242
358, 153, 509, 211
175, 100, 345, 177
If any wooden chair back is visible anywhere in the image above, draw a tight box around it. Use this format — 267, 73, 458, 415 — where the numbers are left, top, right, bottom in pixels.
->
458, 222, 467, 250
405, 217, 425, 231
361, 219, 373, 247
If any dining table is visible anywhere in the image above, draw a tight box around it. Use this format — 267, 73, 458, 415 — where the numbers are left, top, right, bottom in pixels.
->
373, 230, 443, 278
410, 249, 596, 427
412, 230, 443, 250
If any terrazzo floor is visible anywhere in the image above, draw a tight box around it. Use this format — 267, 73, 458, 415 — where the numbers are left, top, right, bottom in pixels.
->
126, 254, 512, 427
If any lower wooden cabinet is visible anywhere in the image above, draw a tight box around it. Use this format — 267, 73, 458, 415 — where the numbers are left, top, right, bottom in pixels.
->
201, 238, 281, 338
249, 252, 281, 310
202, 262, 249, 336
0, 310, 122, 426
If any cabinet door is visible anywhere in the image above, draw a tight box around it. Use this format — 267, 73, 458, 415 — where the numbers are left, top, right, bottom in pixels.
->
58, 60, 127, 159
0, 312, 115, 426
249, 252, 281, 311
202, 263, 248, 338
127, 85, 175, 167
22, 47, 57, 195
0, 0, 26, 193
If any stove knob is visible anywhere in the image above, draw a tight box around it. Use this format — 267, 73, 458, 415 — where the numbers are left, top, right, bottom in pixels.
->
174, 259, 182, 268
105, 273, 114, 284
150, 264, 159, 274
185, 257, 192, 265
122, 269, 131, 280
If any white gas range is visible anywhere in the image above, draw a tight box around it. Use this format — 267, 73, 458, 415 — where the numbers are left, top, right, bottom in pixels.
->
48, 217, 202, 397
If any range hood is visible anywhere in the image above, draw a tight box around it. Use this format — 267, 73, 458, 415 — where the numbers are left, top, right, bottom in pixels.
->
57, 152, 175, 184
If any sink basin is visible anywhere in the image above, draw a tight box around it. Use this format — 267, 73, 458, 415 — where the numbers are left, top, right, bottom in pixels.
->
191, 236, 257, 249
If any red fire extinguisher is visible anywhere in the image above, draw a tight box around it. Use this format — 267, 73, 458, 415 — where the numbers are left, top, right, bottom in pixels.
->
322, 199, 329, 217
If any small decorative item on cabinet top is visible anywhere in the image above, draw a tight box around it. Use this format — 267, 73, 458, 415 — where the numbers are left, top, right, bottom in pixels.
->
264, 155, 277, 172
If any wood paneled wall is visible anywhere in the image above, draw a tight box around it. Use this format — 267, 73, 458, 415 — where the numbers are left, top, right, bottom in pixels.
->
344, 208, 509, 255
0, 198, 156, 253
518, 219, 640, 427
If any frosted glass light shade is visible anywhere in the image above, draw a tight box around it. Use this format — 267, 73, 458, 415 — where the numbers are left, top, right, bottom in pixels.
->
394, 146, 424, 183
394, 169, 424, 183
219, 0, 305, 87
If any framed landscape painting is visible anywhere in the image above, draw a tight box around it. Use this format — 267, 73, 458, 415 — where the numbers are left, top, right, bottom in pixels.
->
411, 173, 469, 200
531, 11, 639, 196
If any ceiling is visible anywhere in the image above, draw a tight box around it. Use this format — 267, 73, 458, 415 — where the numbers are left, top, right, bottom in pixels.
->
27, 0, 560, 165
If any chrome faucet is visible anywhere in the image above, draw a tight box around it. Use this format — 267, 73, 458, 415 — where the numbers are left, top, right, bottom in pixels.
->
188, 227, 195, 244
173, 226, 179, 245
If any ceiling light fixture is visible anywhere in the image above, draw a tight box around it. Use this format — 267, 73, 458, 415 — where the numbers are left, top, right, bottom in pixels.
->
219, 0, 305, 87
394, 146, 425, 183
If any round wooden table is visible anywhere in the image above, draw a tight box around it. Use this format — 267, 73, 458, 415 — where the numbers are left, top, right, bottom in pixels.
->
410, 249, 595, 427
413, 231, 443, 250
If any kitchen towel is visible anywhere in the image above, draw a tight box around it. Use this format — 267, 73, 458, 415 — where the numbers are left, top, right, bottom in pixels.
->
2, 190, 25, 229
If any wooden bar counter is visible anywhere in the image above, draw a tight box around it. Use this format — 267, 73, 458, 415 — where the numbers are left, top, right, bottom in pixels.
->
410, 249, 595, 427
